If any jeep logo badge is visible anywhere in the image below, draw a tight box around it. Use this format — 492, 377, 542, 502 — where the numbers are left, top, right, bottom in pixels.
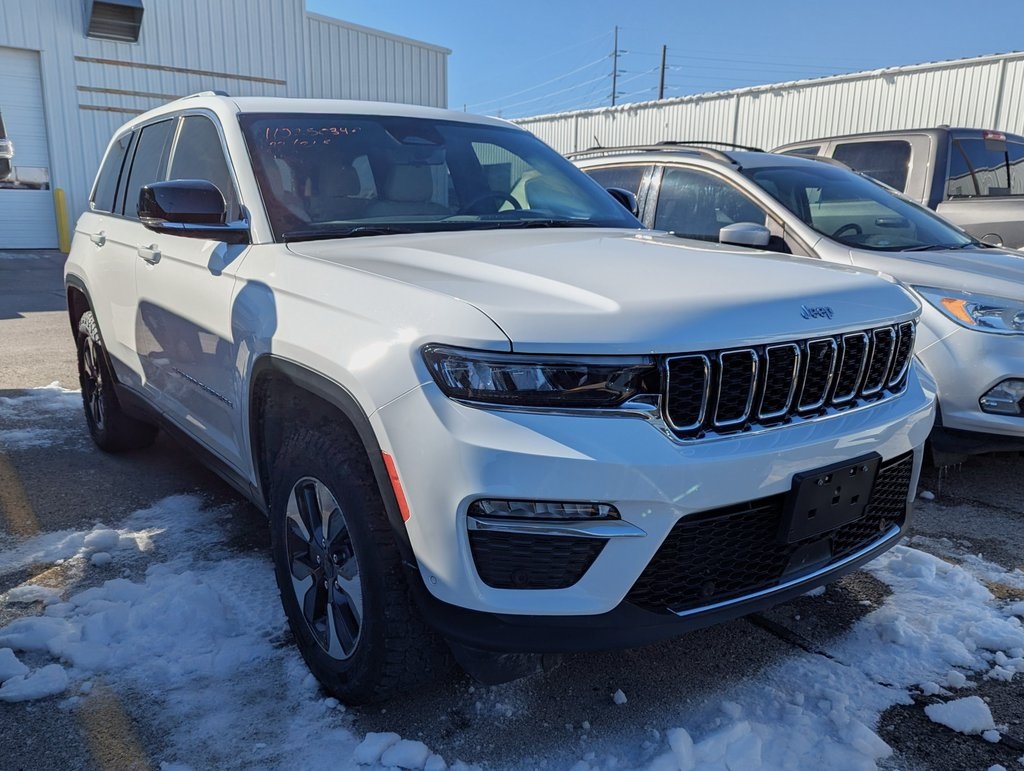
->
800, 304, 834, 320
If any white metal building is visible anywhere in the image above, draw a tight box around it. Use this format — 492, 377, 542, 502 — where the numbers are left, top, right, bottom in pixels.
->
0, 0, 449, 249
516, 51, 1024, 157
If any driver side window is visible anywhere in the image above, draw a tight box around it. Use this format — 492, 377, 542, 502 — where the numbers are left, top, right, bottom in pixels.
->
654, 166, 767, 242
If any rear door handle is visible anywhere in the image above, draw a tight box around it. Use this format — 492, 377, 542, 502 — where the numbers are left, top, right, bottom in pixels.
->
89, 231, 106, 247
137, 245, 161, 264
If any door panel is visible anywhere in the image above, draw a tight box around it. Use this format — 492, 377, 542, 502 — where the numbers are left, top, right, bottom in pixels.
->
134, 114, 250, 470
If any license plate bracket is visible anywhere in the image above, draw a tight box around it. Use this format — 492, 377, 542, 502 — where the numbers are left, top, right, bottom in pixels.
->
779, 453, 881, 544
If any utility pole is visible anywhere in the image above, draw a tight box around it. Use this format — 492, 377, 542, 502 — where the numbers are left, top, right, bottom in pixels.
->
658, 44, 667, 100
611, 26, 619, 107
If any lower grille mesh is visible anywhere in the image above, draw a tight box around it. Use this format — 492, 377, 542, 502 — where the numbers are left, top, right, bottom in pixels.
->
469, 531, 607, 589
626, 452, 914, 613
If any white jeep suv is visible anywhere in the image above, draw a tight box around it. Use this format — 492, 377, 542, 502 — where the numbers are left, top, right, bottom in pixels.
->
65, 94, 934, 703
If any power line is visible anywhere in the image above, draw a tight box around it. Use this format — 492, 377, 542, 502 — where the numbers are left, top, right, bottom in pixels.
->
458, 29, 611, 96
468, 55, 608, 110
496, 72, 609, 114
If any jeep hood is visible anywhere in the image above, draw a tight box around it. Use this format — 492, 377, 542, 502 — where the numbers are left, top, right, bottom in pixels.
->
289, 229, 919, 353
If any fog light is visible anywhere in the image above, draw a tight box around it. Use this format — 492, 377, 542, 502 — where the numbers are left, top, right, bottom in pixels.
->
979, 379, 1024, 416
468, 499, 619, 520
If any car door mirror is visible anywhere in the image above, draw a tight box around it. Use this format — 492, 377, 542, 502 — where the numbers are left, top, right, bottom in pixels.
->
605, 187, 639, 217
719, 222, 771, 248
138, 180, 250, 244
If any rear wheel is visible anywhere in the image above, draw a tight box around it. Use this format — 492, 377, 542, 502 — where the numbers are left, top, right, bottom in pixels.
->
76, 311, 158, 452
269, 424, 448, 703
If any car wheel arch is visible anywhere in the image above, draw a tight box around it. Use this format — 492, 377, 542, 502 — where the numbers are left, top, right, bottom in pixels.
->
248, 355, 416, 562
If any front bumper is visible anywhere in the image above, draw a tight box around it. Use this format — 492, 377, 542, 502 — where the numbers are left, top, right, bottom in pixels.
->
375, 362, 933, 635
918, 325, 1024, 448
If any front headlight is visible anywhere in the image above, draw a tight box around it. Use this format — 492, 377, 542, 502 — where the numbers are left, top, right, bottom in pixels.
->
914, 287, 1024, 335
422, 345, 659, 408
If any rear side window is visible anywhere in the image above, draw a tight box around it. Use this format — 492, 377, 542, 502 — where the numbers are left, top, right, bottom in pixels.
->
947, 137, 1024, 197
168, 115, 240, 219
583, 165, 650, 196
832, 140, 911, 191
779, 146, 822, 158
92, 132, 132, 213
121, 119, 175, 217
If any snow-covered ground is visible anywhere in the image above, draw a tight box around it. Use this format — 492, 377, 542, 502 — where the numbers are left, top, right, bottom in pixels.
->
2, 386, 1023, 770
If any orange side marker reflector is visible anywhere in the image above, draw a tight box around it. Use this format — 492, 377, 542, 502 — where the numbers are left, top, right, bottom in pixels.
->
381, 452, 411, 522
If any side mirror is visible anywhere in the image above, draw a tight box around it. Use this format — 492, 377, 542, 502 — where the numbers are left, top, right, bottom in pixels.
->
139, 180, 249, 244
719, 222, 771, 248
980, 233, 1004, 247
606, 187, 640, 218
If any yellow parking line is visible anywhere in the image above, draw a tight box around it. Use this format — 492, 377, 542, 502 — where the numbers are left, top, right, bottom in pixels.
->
0, 450, 148, 768
0, 451, 39, 537
77, 686, 153, 771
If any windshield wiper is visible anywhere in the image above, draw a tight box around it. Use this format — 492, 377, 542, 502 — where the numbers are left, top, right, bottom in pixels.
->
283, 225, 417, 242
901, 243, 974, 252
491, 218, 607, 229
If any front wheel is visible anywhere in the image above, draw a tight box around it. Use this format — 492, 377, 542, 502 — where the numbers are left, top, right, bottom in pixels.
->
269, 425, 448, 704
76, 310, 158, 452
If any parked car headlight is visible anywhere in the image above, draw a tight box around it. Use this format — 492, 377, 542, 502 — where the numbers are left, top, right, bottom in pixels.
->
422, 345, 658, 407
914, 287, 1024, 335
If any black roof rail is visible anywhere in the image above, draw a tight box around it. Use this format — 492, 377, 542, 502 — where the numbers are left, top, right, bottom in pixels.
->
566, 144, 740, 165
657, 140, 765, 152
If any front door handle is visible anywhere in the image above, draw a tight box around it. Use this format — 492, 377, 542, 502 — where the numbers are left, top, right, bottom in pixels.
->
89, 231, 106, 247
137, 245, 161, 264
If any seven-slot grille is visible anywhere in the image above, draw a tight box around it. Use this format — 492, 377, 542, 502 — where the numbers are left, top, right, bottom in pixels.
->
664, 322, 915, 438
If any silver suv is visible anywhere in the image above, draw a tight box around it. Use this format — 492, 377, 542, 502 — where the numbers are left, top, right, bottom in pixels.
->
775, 128, 1024, 250
575, 144, 1024, 461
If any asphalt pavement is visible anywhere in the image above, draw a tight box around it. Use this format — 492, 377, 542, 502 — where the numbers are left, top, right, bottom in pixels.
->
0, 252, 1022, 770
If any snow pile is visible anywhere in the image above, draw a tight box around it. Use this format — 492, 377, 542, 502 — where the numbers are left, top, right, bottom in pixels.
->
924, 696, 996, 734
0, 495, 450, 770
639, 545, 1024, 771
0, 382, 82, 448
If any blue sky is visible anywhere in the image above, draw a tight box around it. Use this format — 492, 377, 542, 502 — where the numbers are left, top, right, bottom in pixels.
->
308, 1, 1024, 119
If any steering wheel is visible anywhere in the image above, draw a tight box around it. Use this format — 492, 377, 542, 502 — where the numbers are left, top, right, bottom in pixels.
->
463, 192, 522, 214
832, 222, 863, 238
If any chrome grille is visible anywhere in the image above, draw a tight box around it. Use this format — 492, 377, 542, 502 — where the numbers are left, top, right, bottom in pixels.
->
664, 322, 916, 439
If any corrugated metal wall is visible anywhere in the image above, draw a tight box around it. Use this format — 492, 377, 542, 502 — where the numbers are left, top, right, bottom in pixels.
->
0, 0, 448, 236
305, 14, 448, 107
516, 53, 1024, 155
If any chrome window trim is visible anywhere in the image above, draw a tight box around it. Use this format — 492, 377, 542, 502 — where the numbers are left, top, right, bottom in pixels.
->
758, 343, 800, 420
832, 332, 870, 404
663, 353, 710, 433
713, 349, 758, 428
797, 338, 837, 412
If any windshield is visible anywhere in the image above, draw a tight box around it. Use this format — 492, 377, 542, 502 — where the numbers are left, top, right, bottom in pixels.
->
238, 113, 640, 241
740, 162, 976, 251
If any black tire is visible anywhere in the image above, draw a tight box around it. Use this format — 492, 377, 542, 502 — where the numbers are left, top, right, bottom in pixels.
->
76, 310, 158, 452
269, 424, 448, 704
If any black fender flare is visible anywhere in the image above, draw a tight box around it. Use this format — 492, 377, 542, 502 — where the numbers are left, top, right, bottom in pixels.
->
248, 355, 416, 562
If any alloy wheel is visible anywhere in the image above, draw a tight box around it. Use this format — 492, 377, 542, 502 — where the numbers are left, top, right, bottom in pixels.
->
81, 335, 105, 430
284, 477, 363, 659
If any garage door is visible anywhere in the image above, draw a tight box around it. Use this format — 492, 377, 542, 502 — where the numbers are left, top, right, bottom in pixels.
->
0, 47, 58, 249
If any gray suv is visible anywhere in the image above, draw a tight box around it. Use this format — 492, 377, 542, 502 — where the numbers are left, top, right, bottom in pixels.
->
775, 127, 1024, 249
574, 144, 1024, 461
